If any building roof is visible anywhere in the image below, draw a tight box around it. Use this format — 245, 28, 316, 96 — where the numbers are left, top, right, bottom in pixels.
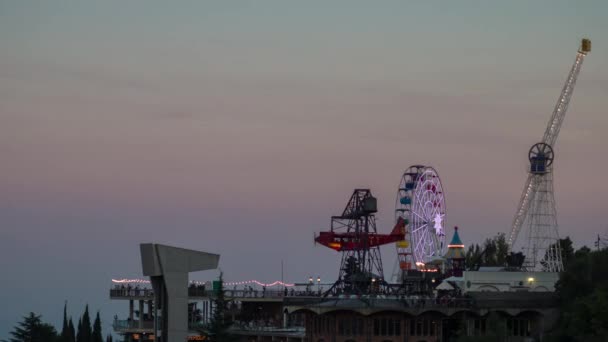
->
448, 226, 463, 247
444, 226, 465, 259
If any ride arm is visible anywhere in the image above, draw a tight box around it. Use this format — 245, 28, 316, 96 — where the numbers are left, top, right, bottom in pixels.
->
542, 40, 590, 147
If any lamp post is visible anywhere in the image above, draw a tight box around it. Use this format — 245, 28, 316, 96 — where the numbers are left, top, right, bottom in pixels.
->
308, 276, 313, 293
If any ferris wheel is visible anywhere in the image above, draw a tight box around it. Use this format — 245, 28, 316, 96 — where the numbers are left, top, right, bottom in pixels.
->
395, 165, 447, 268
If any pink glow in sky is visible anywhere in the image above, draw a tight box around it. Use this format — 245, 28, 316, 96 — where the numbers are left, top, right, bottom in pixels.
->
1, 1, 607, 337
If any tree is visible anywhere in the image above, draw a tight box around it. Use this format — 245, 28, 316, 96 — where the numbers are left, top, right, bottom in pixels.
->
68, 317, 76, 342
552, 246, 608, 341
541, 237, 575, 270
78, 305, 92, 342
465, 234, 509, 270
204, 273, 235, 341
7, 312, 58, 342
105, 335, 113, 342
76, 318, 82, 342
92, 312, 103, 342
60, 303, 69, 342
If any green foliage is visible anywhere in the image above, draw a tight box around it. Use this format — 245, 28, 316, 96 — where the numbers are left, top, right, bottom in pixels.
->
552, 246, 608, 341
465, 233, 509, 270
204, 273, 236, 342
6, 312, 58, 342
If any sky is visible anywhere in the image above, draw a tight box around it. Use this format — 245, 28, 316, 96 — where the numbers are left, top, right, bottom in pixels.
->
1, 0, 607, 338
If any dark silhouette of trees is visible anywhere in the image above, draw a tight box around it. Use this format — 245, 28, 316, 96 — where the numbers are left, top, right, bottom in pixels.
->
6, 312, 58, 342
552, 246, 608, 341
76, 318, 82, 342
3, 304, 105, 342
92, 312, 103, 342
77, 305, 92, 342
465, 233, 509, 270
541, 237, 575, 270
68, 318, 75, 342
61, 303, 69, 342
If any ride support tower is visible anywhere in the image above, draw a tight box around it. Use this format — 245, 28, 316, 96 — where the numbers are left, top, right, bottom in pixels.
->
315, 189, 405, 295
508, 39, 591, 272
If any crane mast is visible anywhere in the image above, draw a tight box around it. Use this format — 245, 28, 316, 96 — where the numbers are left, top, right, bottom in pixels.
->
507, 39, 591, 272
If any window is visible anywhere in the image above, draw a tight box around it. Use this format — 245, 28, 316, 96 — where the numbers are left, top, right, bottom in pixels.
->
423, 319, 429, 336
338, 318, 344, 335
387, 318, 394, 336
381, 318, 388, 336
374, 318, 380, 336
394, 320, 401, 336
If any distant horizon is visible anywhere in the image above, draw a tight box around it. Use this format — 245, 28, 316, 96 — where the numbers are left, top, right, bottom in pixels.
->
1, 1, 607, 339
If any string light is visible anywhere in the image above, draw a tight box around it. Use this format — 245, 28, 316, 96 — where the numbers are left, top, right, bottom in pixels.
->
223, 280, 295, 287
112, 278, 150, 284
111, 278, 295, 287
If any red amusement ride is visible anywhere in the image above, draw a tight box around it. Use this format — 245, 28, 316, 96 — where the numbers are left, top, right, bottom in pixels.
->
315, 189, 405, 295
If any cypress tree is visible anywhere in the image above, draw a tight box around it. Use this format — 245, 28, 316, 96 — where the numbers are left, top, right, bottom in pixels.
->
205, 273, 235, 341
81, 305, 92, 342
61, 302, 69, 342
76, 318, 82, 342
92, 311, 103, 342
68, 317, 76, 342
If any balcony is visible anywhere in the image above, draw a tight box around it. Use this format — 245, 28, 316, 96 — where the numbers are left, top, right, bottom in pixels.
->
110, 288, 155, 300
110, 287, 320, 301
112, 319, 154, 333
228, 322, 305, 338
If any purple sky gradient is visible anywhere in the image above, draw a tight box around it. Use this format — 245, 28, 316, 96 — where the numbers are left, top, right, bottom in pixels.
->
1, 1, 607, 338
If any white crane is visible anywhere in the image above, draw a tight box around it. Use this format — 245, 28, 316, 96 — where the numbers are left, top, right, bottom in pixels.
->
507, 39, 591, 272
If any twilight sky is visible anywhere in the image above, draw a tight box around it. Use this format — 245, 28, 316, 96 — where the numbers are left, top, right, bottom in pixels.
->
1, 0, 607, 338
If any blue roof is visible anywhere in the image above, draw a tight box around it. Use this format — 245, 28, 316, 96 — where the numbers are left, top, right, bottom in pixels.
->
449, 227, 463, 246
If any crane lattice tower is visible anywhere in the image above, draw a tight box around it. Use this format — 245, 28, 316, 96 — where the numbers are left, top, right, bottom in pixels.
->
508, 39, 591, 272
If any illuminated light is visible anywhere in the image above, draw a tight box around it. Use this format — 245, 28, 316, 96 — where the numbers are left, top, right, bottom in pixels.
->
434, 213, 443, 235
448, 244, 465, 248
528, 277, 535, 282
328, 242, 342, 249
223, 280, 295, 287
112, 279, 150, 284
416, 262, 425, 266
113, 278, 295, 287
